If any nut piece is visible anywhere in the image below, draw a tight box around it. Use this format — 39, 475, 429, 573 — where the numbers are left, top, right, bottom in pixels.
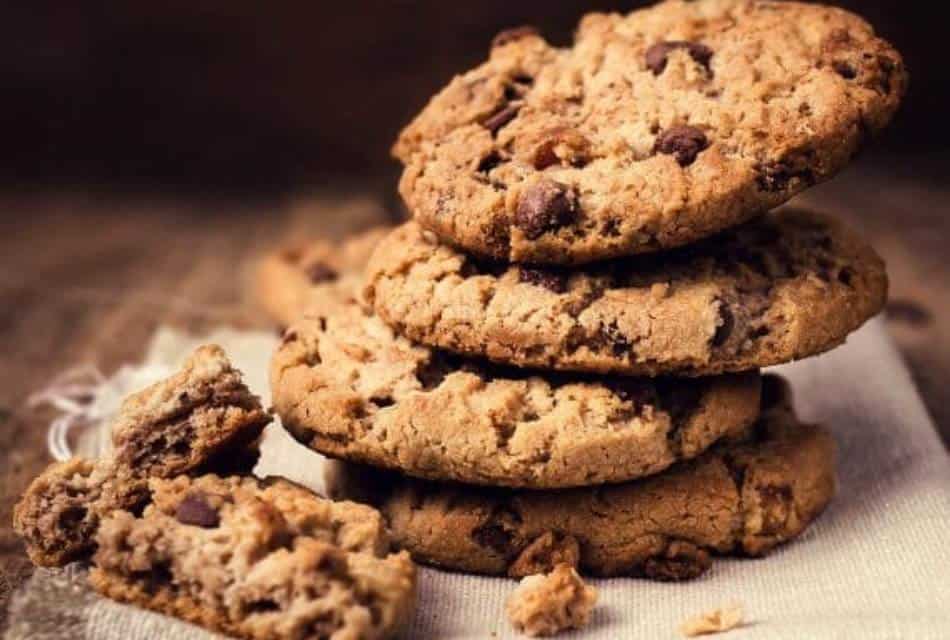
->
678, 604, 744, 637
506, 564, 598, 637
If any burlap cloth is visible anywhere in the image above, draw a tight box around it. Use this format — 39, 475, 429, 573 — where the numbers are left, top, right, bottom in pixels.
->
6, 318, 949, 639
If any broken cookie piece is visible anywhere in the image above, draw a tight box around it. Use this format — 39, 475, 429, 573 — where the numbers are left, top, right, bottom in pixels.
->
506, 564, 597, 637
13, 345, 270, 566
91, 474, 416, 640
679, 604, 744, 637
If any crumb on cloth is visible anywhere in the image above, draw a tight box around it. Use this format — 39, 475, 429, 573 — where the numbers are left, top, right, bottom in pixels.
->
506, 564, 598, 637
679, 604, 744, 637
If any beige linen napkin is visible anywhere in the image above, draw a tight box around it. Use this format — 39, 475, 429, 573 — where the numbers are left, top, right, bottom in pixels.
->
6, 317, 950, 639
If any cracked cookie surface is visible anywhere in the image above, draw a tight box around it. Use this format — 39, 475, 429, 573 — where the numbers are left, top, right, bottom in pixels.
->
91, 474, 416, 640
271, 295, 760, 489
13, 345, 270, 566
366, 209, 887, 377
326, 375, 836, 578
395, 0, 906, 264
254, 227, 390, 327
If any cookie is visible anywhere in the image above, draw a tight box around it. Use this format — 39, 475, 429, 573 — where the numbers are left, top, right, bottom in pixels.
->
366, 209, 887, 377
326, 375, 837, 579
506, 564, 598, 637
254, 227, 389, 327
393, 0, 906, 264
271, 296, 760, 489
91, 474, 416, 640
13, 345, 270, 566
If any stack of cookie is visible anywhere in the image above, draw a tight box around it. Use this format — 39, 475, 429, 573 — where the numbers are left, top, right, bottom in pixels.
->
271, 0, 905, 583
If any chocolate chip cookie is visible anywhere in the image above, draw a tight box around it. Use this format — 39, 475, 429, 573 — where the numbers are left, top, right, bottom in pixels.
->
13, 345, 270, 566
271, 297, 760, 489
394, 1, 906, 264
366, 209, 887, 376
326, 375, 836, 579
91, 474, 417, 640
254, 227, 389, 327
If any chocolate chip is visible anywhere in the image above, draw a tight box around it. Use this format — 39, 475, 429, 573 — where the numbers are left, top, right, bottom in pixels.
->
645, 41, 713, 75
481, 104, 521, 135
491, 25, 539, 49
175, 492, 219, 528
642, 542, 711, 581
755, 161, 815, 193
655, 125, 709, 166
304, 262, 338, 284
514, 179, 577, 240
712, 304, 734, 347
518, 267, 568, 293
472, 522, 513, 555
832, 61, 857, 80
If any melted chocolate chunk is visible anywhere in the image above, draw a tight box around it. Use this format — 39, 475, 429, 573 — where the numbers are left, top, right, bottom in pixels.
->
481, 104, 521, 135
518, 267, 568, 293
514, 179, 578, 240
175, 492, 219, 528
655, 125, 709, 166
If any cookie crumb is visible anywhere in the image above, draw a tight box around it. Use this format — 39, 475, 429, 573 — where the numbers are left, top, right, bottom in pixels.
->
678, 604, 744, 637
506, 564, 597, 637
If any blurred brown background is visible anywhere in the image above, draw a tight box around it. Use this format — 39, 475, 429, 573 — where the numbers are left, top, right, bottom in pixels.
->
0, 0, 943, 192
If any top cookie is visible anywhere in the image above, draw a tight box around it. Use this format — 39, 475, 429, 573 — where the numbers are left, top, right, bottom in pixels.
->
394, 0, 906, 264
365, 209, 887, 376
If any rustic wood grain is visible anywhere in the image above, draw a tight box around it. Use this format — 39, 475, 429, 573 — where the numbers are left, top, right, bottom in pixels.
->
0, 164, 946, 626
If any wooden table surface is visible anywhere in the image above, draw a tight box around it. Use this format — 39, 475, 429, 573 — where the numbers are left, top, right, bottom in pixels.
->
1, 160, 947, 627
